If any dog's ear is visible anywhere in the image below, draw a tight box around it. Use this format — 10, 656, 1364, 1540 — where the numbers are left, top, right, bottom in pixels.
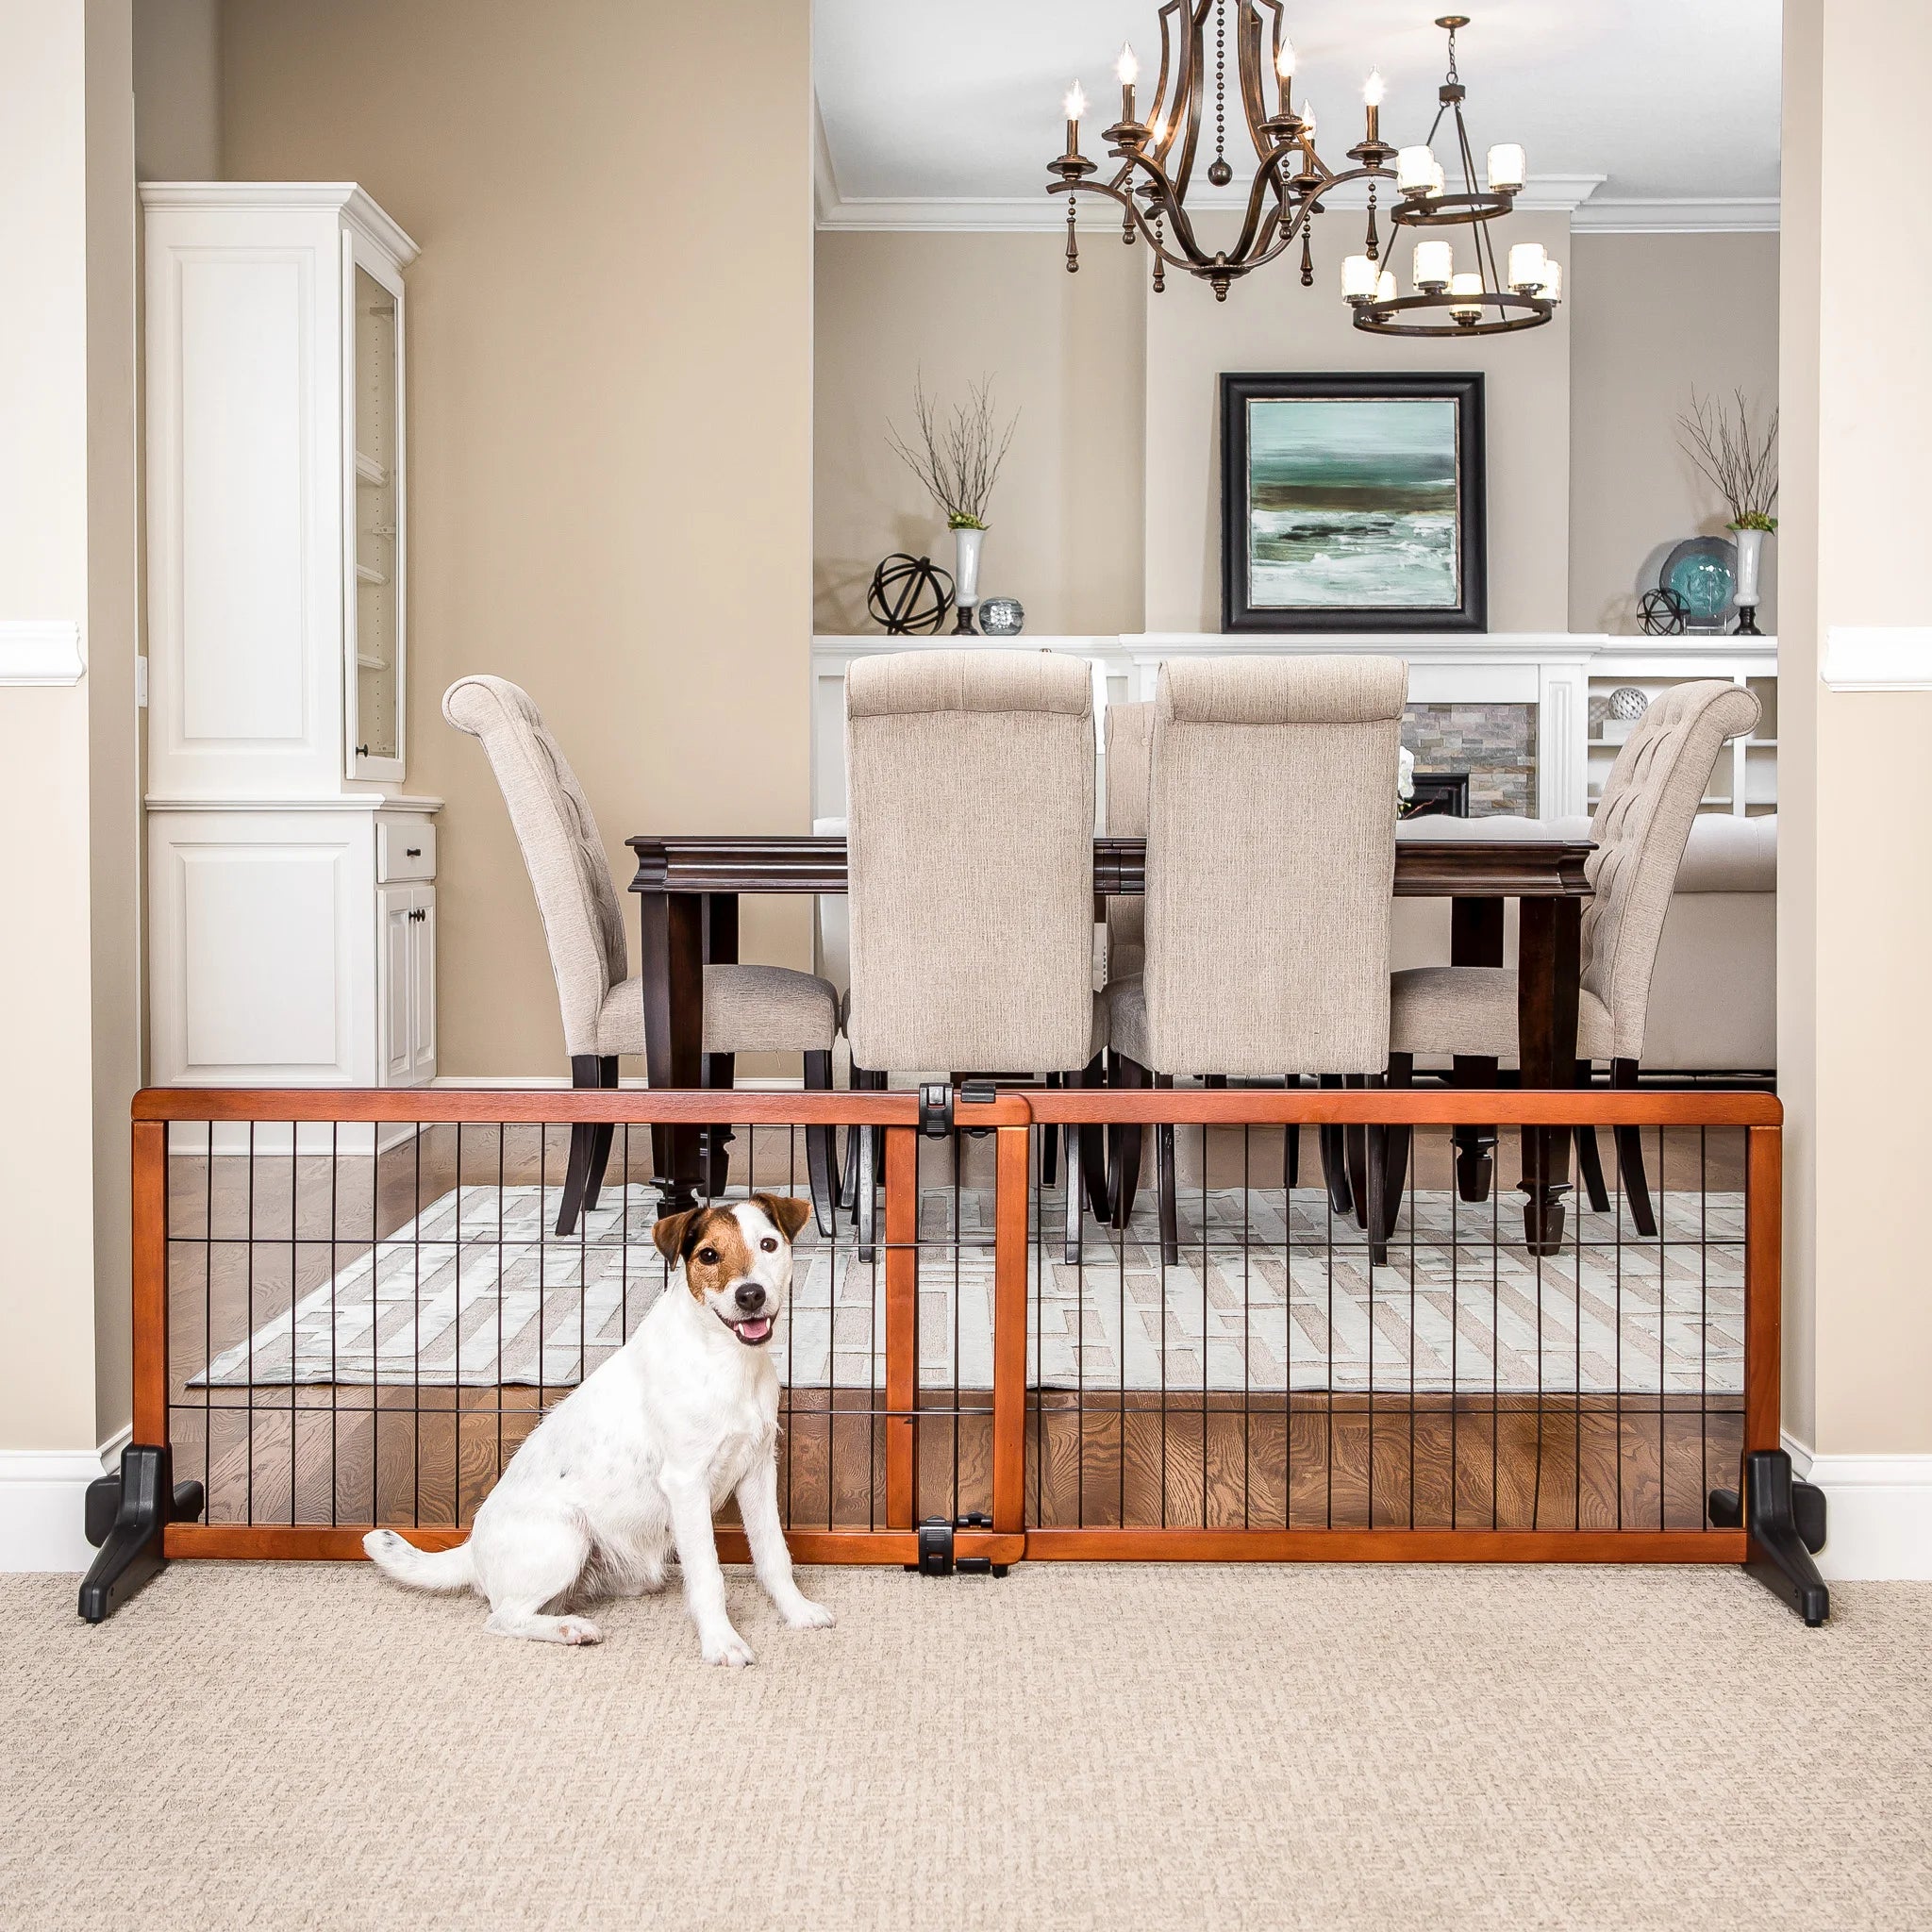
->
751, 1193, 812, 1243
652, 1208, 699, 1262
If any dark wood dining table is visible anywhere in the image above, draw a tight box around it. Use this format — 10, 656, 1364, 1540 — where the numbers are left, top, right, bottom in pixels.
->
625, 829, 1593, 1242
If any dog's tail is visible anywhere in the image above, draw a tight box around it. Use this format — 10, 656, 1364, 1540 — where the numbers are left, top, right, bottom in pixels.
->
362, 1527, 476, 1593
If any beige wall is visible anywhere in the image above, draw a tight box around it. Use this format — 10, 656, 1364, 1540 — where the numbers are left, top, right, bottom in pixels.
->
221, 0, 816, 1078
1569, 231, 1781, 635
1143, 211, 1574, 635
0, 0, 141, 1452
1781, 0, 1932, 1457
132, 0, 218, 179
814, 230, 1144, 637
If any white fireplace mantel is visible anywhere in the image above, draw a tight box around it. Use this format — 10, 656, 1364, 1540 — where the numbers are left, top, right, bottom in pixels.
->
809, 631, 1777, 824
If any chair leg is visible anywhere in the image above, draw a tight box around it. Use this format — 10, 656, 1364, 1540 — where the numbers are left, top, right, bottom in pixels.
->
580, 1054, 621, 1218
802, 1050, 837, 1238
1451, 1055, 1500, 1204
702, 1049, 736, 1198
1342, 1075, 1371, 1232
1363, 1073, 1390, 1269
1155, 1074, 1179, 1269
1611, 1058, 1658, 1238
1041, 1071, 1061, 1189
556, 1053, 606, 1237
1379, 1054, 1413, 1249
1572, 1060, 1611, 1214
1283, 1074, 1302, 1190
1109, 1051, 1148, 1229
1078, 1056, 1111, 1224
1318, 1074, 1353, 1217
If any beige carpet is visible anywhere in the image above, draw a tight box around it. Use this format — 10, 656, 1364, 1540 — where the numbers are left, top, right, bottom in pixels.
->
4, 1562, 1929, 1930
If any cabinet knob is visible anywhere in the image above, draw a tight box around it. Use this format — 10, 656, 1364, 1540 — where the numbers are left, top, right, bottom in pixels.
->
406, 847, 421, 858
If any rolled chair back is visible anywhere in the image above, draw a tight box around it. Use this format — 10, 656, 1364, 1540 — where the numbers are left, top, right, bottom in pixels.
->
1104, 700, 1154, 979
1582, 679, 1761, 1061
442, 675, 626, 1059
1142, 656, 1407, 1077
844, 649, 1096, 1074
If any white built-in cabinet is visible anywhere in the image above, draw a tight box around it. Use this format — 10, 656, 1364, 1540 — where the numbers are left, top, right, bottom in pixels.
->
142, 184, 440, 1093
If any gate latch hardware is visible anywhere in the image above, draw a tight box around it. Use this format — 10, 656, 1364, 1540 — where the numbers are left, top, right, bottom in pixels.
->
910, 1513, 1006, 1578
919, 1080, 999, 1140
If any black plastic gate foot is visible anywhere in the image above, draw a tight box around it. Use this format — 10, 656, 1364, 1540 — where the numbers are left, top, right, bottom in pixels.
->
1707, 1450, 1830, 1626
77, 1445, 204, 1625
907, 1513, 1008, 1578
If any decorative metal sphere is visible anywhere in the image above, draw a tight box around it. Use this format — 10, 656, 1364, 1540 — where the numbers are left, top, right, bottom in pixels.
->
1607, 686, 1649, 724
866, 553, 954, 636
1638, 587, 1687, 637
1207, 157, 1234, 187
978, 596, 1024, 638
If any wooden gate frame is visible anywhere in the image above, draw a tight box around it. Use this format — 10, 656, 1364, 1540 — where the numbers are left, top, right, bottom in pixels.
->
120, 1083, 1782, 1578
127, 1086, 1032, 1572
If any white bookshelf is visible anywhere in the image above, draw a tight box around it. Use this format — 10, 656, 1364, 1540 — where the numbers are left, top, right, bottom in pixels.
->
1587, 640, 1777, 818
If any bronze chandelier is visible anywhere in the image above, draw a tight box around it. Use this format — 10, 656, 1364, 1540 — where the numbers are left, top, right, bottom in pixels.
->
1046, 6, 1561, 332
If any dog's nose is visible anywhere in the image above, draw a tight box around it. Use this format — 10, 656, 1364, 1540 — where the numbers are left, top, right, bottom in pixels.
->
734, 1283, 766, 1313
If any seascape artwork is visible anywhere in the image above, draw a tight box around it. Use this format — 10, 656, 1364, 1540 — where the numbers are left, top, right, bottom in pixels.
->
1244, 396, 1461, 610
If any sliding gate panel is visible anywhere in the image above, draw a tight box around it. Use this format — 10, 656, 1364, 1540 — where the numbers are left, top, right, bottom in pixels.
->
1024, 1086, 1778, 1562
133, 1088, 1028, 1569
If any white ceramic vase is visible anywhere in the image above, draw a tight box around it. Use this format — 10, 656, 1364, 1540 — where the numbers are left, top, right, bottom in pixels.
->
952, 526, 984, 631
1732, 525, 1765, 631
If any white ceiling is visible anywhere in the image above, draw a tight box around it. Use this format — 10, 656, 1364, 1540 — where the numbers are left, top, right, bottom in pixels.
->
813, 0, 1781, 225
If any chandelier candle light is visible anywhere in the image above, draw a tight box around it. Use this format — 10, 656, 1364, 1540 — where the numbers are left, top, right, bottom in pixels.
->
1049, 6, 1560, 334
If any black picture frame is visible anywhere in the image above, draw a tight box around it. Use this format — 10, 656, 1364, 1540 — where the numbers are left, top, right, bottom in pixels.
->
1219, 371, 1488, 634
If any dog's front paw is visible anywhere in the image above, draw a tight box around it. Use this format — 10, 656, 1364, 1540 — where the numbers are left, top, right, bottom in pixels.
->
700, 1626, 756, 1668
781, 1597, 835, 1631
557, 1616, 603, 1646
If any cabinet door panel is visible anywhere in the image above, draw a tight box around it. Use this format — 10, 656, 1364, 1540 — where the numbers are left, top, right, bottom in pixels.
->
410, 889, 437, 1081
379, 884, 414, 1084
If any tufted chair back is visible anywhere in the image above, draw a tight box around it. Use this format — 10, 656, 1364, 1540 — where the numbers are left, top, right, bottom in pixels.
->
1581, 680, 1761, 1061
844, 649, 1097, 1074
1142, 656, 1407, 1077
443, 675, 628, 1058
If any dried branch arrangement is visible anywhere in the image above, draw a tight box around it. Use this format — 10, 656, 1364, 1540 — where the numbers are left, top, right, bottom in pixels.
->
888, 375, 1019, 531
1676, 388, 1778, 531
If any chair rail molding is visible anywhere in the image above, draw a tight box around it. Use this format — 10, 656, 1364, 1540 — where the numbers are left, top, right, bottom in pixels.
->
1820, 625, 1932, 691
0, 619, 84, 687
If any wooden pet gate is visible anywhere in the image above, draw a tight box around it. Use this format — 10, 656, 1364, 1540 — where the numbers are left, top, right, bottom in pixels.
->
80, 1083, 1827, 1624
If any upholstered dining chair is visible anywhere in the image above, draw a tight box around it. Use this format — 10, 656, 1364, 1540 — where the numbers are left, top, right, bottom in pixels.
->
1386, 679, 1761, 1234
443, 675, 841, 1237
1104, 656, 1408, 1265
843, 648, 1108, 1260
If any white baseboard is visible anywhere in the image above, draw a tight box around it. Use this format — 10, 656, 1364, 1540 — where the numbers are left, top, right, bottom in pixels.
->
1783, 1433, 1932, 1581
0, 1425, 129, 1574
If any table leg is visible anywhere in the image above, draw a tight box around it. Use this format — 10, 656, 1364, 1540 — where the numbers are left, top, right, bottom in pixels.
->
1516, 896, 1581, 1256
702, 892, 739, 1197
639, 888, 705, 1212
1450, 898, 1504, 1202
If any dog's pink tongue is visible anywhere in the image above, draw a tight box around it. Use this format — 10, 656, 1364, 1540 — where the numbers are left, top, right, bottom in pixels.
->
738, 1316, 773, 1342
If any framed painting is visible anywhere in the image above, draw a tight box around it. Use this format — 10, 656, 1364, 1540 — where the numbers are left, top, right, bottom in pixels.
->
1219, 372, 1487, 634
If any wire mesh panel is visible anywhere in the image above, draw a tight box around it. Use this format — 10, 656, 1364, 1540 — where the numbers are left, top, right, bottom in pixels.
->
137, 1091, 1029, 1567
1024, 1086, 1775, 1560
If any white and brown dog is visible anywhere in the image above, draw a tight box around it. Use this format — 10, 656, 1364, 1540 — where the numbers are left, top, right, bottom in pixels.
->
364, 1193, 832, 1665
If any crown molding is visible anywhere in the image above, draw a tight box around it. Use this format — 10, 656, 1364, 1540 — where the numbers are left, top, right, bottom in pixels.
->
0, 620, 83, 687
137, 181, 421, 265
1572, 196, 1779, 233
818, 174, 1607, 232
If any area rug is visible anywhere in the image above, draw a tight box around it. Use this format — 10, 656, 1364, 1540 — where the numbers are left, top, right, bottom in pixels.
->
192, 1181, 1743, 1398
